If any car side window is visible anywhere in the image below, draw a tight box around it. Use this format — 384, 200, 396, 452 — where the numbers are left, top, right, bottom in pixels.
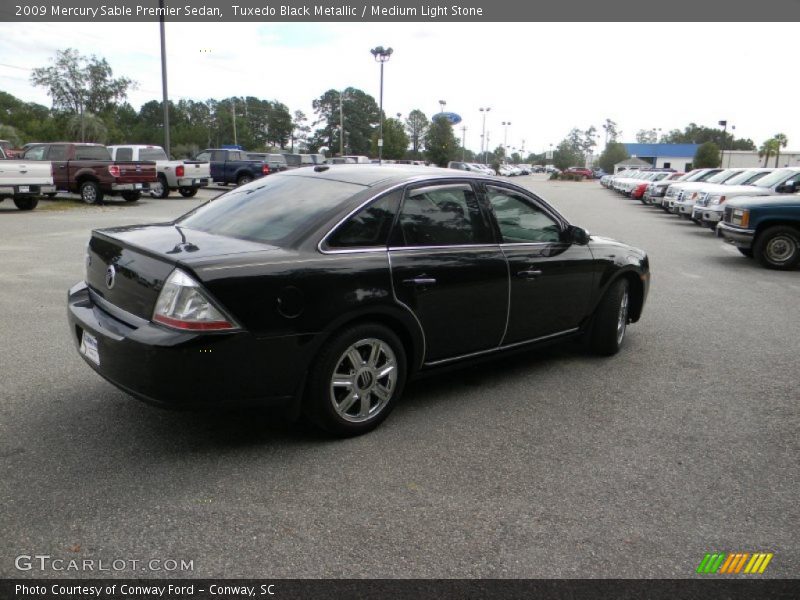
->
327, 192, 399, 249
487, 187, 562, 244
46, 145, 68, 161
23, 146, 47, 160
398, 184, 491, 247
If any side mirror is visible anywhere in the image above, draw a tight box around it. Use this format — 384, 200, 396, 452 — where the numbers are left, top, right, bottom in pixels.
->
776, 181, 799, 194
568, 225, 591, 245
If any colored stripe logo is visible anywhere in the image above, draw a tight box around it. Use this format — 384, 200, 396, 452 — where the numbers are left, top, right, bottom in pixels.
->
696, 552, 773, 574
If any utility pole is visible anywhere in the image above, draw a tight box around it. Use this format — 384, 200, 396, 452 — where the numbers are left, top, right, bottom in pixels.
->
460, 125, 467, 161
232, 99, 238, 147
158, 0, 170, 156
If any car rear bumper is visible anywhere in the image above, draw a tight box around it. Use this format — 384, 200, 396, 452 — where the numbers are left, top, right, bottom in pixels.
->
176, 177, 210, 188
0, 184, 56, 196
112, 182, 151, 192
718, 223, 755, 248
67, 281, 303, 409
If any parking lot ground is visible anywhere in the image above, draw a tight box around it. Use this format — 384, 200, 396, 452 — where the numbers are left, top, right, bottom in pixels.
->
0, 176, 797, 578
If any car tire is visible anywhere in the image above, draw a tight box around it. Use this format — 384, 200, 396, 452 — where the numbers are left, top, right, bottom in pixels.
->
151, 175, 170, 199
737, 248, 754, 258
589, 278, 630, 356
178, 187, 198, 198
305, 323, 407, 437
121, 191, 141, 202
79, 181, 103, 204
753, 225, 800, 270
236, 174, 253, 187
45, 193, 57, 198
13, 197, 39, 210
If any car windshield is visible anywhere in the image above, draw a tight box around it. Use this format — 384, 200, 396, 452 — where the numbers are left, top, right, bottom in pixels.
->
685, 170, 711, 182
706, 170, 740, 184
751, 168, 797, 188
724, 170, 764, 186
178, 175, 365, 245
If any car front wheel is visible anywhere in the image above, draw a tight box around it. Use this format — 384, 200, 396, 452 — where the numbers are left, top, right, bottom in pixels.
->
753, 225, 800, 270
80, 181, 103, 204
178, 187, 198, 197
589, 278, 630, 356
306, 324, 406, 437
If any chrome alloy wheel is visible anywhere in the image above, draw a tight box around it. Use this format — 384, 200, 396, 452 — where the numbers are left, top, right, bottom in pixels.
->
616, 288, 629, 345
330, 338, 397, 423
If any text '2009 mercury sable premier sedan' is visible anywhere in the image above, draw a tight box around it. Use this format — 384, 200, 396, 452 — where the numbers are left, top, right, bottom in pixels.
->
67, 165, 650, 436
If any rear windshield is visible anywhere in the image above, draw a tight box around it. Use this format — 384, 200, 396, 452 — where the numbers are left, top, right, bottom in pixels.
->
178, 175, 364, 244
74, 145, 111, 160
139, 147, 168, 161
268, 154, 287, 164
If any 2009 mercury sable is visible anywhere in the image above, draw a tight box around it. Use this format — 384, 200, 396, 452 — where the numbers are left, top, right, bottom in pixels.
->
67, 165, 650, 436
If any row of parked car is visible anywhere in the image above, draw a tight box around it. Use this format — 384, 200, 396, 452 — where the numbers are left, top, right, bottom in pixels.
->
447, 161, 541, 176
601, 167, 800, 270
0, 142, 331, 210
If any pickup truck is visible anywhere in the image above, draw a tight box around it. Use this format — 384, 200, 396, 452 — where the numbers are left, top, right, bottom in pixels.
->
108, 145, 211, 198
0, 146, 56, 210
21, 143, 157, 204
194, 148, 270, 186
718, 187, 800, 270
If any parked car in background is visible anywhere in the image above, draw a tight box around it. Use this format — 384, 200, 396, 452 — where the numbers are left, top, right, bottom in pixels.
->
0, 139, 22, 158
22, 142, 157, 204
247, 153, 289, 174
67, 165, 650, 436
565, 167, 593, 178
284, 153, 327, 168
671, 168, 748, 218
700, 167, 800, 229
718, 190, 800, 269
195, 148, 270, 187
686, 168, 773, 223
0, 146, 55, 210
108, 145, 211, 198
641, 172, 685, 204
447, 161, 473, 171
660, 168, 724, 212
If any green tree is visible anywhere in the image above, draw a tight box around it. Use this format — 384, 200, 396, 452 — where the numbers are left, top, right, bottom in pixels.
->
0, 124, 22, 146
291, 110, 310, 152
694, 141, 721, 168
404, 109, 429, 157
424, 115, 458, 167
759, 138, 780, 167
598, 142, 630, 173
30, 48, 135, 141
311, 88, 379, 155
662, 122, 755, 151
371, 117, 408, 159
602, 118, 620, 144
636, 129, 659, 143
773, 133, 788, 167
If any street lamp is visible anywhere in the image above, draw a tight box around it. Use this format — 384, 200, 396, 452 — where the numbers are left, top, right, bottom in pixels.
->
485, 131, 491, 166
479, 107, 491, 164
718, 120, 728, 167
460, 125, 467, 161
438, 99, 446, 114
370, 45, 393, 165
338, 90, 350, 156
502, 121, 511, 163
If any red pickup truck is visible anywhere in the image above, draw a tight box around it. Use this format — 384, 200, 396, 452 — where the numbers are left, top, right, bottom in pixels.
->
21, 143, 157, 204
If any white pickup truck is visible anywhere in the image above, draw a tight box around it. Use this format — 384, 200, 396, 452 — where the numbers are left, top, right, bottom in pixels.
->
107, 145, 211, 198
0, 147, 55, 210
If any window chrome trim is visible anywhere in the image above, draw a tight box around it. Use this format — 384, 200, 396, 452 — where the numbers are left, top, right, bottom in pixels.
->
424, 327, 579, 367
407, 182, 472, 197
388, 243, 502, 252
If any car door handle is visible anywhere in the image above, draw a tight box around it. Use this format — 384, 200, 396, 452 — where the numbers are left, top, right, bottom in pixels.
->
403, 277, 437, 287
517, 269, 543, 279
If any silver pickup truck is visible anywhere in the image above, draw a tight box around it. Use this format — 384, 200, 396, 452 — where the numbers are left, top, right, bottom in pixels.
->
107, 145, 211, 198
0, 147, 55, 210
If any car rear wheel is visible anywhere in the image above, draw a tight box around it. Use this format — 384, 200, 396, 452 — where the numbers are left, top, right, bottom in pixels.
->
151, 175, 170, 198
306, 324, 406, 437
13, 197, 38, 210
589, 279, 630, 356
121, 191, 141, 202
753, 225, 800, 270
79, 181, 103, 204
178, 186, 198, 198
236, 174, 253, 186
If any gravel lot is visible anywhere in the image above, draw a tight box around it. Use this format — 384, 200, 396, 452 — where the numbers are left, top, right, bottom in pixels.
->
0, 175, 797, 578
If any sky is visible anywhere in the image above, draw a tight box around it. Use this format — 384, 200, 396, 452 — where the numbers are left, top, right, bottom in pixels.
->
0, 21, 798, 155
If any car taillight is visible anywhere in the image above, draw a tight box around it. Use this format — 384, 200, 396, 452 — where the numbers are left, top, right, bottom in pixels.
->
153, 269, 240, 331
108, 165, 120, 177
262, 164, 270, 175
176, 165, 184, 177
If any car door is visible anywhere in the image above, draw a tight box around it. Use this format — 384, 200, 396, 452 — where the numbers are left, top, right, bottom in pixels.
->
389, 181, 508, 363
483, 184, 595, 345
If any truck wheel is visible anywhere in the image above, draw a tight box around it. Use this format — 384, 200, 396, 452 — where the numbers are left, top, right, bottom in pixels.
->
13, 197, 39, 211
753, 225, 800, 270
178, 187, 198, 198
236, 174, 253, 186
121, 191, 141, 202
151, 175, 170, 199
80, 181, 103, 204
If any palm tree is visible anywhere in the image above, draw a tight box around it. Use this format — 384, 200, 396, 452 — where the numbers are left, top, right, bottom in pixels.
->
773, 133, 788, 167
759, 138, 779, 167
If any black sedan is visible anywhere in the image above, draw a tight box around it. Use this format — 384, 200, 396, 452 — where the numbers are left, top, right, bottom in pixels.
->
68, 165, 650, 436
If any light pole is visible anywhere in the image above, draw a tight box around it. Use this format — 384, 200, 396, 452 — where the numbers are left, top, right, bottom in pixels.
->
460, 125, 467, 161
339, 90, 349, 156
479, 107, 490, 164
718, 120, 728, 168
158, 0, 170, 156
438, 99, 446, 114
370, 46, 393, 165
485, 131, 491, 165
502, 121, 511, 163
